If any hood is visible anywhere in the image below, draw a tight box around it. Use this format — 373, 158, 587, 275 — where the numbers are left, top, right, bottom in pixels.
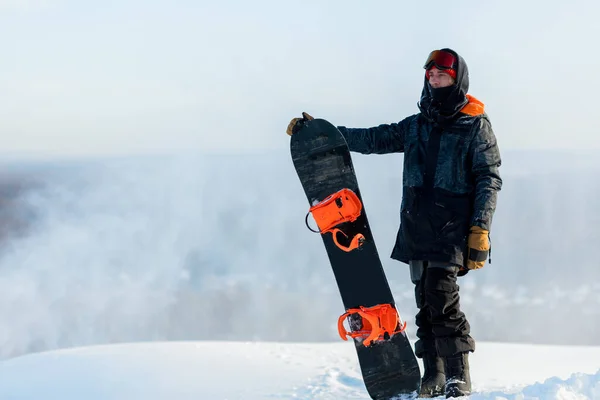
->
418, 48, 471, 124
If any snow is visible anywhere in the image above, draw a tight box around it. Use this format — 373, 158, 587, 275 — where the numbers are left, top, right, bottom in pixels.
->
0, 340, 599, 399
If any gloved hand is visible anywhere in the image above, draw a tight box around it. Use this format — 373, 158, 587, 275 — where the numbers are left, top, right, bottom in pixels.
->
466, 226, 490, 270
286, 112, 314, 136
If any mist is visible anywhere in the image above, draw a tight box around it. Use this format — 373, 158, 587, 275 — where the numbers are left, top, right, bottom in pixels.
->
0, 149, 597, 360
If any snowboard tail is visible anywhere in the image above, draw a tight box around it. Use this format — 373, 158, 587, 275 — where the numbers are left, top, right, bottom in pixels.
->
290, 118, 421, 399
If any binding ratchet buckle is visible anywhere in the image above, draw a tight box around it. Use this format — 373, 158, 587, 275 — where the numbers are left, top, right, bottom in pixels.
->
337, 304, 407, 347
305, 188, 365, 252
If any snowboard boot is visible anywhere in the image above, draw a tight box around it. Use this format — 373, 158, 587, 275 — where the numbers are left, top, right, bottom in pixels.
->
443, 352, 471, 398
418, 353, 446, 398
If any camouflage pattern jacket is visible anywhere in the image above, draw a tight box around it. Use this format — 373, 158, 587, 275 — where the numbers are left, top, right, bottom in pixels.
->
338, 51, 502, 267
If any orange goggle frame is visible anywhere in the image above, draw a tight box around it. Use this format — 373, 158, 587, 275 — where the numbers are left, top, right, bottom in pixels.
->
423, 49, 456, 70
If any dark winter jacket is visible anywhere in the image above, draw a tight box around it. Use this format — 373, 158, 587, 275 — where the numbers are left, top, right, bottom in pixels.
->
337, 50, 502, 267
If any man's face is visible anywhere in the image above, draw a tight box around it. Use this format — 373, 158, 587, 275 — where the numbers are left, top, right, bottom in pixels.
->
428, 67, 455, 88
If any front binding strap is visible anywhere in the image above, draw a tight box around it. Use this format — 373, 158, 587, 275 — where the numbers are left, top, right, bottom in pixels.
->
337, 304, 407, 347
305, 188, 365, 252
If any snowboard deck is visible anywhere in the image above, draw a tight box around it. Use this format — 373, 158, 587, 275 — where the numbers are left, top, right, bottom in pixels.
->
290, 118, 421, 400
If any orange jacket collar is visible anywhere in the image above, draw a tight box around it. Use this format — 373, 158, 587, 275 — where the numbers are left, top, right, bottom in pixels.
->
460, 94, 485, 116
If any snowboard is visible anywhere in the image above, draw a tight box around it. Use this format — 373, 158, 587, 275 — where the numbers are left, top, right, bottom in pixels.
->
290, 117, 421, 400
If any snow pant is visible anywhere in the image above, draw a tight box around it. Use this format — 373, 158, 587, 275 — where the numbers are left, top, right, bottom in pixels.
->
409, 260, 475, 358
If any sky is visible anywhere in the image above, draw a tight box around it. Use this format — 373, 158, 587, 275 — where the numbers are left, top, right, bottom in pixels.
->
1, 0, 599, 158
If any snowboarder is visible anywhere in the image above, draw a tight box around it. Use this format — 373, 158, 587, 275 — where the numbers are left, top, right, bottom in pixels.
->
286, 48, 502, 398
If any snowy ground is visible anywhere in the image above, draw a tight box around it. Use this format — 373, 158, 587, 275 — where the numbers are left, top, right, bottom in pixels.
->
0, 340, 598, 399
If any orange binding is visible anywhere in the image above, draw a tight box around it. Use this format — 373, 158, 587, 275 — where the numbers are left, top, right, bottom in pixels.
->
306, 188, 365, 252
337, 304, 407, 347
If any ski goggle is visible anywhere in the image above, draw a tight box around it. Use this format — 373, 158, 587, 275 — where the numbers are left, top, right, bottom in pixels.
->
423, 50, 457, 70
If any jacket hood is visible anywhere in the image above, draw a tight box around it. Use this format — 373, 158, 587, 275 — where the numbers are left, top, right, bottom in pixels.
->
418, 48, 471, 124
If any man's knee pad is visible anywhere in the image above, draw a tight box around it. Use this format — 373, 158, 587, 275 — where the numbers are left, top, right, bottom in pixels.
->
425, 267, 459, 294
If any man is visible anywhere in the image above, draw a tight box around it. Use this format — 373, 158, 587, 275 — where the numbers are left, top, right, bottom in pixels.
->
286, 48, 502, 398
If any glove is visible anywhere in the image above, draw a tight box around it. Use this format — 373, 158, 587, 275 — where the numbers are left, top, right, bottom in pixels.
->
286, 112, 314, 136
466, 226, 490, 270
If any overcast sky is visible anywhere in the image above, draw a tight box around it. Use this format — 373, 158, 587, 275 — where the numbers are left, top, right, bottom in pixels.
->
1, 0, 598, 158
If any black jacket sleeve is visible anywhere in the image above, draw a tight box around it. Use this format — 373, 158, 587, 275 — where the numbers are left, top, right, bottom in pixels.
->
337, 118, 410, 155
469, 116, 502, 231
